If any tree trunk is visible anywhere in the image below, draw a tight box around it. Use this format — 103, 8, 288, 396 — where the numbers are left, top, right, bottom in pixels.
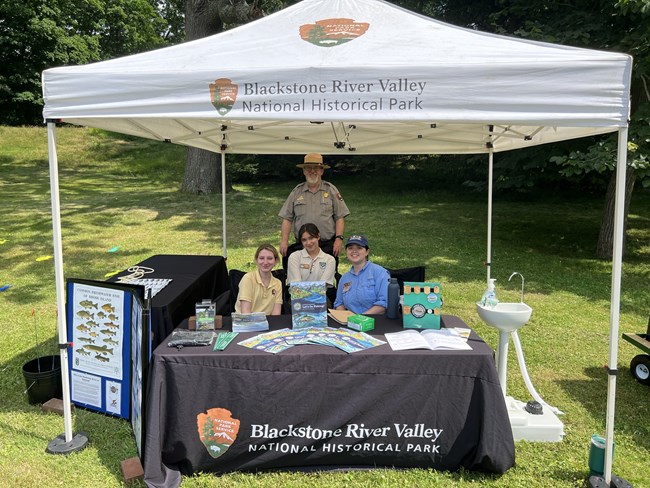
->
182, 0, 261, 194
181, 147, 223, 194
595, 165, 636, 259
181, 0, 263, 194
182, 0, 222, 194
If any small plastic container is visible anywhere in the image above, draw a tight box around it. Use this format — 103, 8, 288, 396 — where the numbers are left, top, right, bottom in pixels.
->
348, 314, 375, 332
588, 433, 614, 476
480, 278, 499, 308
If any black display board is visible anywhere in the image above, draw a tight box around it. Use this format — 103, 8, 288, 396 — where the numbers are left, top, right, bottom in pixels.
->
66, 278, 151, 456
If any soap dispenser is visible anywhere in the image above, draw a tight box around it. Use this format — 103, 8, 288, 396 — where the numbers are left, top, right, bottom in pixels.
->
481, 278, 499, 308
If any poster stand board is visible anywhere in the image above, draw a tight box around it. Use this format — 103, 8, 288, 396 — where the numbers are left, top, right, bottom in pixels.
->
65, 278, 151, 458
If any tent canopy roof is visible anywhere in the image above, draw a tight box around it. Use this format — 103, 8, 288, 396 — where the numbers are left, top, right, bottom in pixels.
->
42, 0, 632, 155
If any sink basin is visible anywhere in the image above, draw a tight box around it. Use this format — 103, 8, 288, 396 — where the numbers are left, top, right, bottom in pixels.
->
476, 302, 532, 332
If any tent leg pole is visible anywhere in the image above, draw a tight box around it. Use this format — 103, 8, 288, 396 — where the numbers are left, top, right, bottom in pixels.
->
590, 127, 632, 488
604, 127, 629, 484
221, 150, 227, 259
45, 121, 89, 455
486, 150, 494, 283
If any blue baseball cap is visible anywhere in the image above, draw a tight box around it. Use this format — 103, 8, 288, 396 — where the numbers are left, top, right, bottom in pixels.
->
345, 234, 369, 248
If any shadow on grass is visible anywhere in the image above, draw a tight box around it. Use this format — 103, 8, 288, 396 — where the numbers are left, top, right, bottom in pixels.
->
0, 343, 145, 485
4, 130, 650, 317
557, 365, 650, 452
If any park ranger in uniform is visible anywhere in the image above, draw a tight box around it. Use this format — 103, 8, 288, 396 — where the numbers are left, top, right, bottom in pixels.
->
279, 153, 350, 270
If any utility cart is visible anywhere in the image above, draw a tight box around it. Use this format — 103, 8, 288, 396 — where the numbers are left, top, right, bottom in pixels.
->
622, 315, 650, 386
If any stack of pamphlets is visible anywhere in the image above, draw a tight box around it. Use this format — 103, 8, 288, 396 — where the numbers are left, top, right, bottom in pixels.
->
384, 327, 472, 351
213, 331, 239, 351
116, 277, 172, 298
238, 327, 386, 354
231, 312, 269, 332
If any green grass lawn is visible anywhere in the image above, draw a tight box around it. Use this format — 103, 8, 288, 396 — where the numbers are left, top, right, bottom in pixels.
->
1, 125, 649, 487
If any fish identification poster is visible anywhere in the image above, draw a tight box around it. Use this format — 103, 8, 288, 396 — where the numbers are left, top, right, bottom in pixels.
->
66, 279, 144, 420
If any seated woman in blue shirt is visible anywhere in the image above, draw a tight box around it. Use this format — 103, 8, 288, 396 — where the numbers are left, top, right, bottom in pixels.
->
334, 235, 390, 314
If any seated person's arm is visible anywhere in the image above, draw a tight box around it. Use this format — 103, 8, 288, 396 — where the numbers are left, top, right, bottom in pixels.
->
334, 282, 346, 310
286, 252, 300, 284
272, 303, 282, 315
323, 256, 336, 287
237, 274, 255, 314
239, 300, 252, 314
363, 268, 388, 314
362, 305, 386, 315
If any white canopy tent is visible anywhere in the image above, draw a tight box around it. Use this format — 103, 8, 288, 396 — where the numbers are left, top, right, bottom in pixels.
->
42, 0, 631, 482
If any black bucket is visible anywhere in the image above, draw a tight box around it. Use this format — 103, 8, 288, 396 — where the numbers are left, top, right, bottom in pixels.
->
22, 355, 63, 404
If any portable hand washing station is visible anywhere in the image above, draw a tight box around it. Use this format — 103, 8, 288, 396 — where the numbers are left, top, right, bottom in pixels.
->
476, 272, 565, 442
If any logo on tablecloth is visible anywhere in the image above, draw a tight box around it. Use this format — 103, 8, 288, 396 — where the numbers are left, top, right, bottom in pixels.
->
300, 18, 369, 47
197, 407, 240, 458
209, 78, 238, 116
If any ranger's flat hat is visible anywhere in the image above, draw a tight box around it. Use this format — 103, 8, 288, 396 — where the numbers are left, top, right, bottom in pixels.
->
297, 153, 330, 169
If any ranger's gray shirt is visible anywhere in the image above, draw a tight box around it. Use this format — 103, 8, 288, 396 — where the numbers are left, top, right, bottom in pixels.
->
279, 180, 350, 241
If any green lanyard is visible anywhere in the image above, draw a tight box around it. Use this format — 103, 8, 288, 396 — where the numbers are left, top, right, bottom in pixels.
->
213, 331, 239, 351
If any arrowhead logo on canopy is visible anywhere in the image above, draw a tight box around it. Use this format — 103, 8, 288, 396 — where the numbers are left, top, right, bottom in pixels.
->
300, 18, 369, 47
209, 78, 238, 115
197, 407, 240, 459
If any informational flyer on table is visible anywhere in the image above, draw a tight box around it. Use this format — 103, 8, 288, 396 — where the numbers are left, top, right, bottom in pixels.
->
66, 278, 145, 421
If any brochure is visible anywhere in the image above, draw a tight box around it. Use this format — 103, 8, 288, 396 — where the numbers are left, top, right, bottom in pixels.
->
290, 281, 327, 328
213, 332, 239, 351
232, 312, 269, 332
237, 327, 385, 354
385, 328, 472, 352
238, 328, 295, 354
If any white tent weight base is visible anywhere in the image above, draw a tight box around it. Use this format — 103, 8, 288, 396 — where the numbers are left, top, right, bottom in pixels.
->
42, 0, 632, 484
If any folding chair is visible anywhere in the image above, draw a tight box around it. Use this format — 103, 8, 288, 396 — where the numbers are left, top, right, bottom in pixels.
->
386, 266, 426, 294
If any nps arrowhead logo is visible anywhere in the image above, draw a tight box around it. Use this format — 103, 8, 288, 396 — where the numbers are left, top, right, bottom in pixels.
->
197, 407, 240, 459
300, 18, 369, 47
209, 78, 238, 115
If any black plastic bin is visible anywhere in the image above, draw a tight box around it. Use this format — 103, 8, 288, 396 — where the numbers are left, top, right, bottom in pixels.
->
22, 355, 63, 404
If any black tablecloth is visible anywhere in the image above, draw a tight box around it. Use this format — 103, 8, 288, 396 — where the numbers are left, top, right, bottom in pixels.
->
143, 315, 515, 488
110, 255, 229, 348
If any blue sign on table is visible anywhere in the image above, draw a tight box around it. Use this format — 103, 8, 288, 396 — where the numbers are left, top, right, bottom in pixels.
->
289, 281, 327, 329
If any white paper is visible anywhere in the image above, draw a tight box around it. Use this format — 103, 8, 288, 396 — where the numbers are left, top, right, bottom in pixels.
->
105, 380, 121, 414
71, 370, 102, 407
385, 329, 471, 351
421, 329, 472, 350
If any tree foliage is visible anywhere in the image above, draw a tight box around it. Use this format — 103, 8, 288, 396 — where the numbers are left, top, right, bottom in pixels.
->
4, 0, 648, 194
489, 0, 649, 185
419, 0, 649, 258
0, 0, 169, 124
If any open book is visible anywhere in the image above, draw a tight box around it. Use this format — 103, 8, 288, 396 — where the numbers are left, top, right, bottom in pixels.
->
328, 308, 355, 325
385, 328, 472, 351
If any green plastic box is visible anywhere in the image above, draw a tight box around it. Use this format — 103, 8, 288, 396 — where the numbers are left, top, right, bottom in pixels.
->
347, 314, 375, 332
403, 282, 442, 329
